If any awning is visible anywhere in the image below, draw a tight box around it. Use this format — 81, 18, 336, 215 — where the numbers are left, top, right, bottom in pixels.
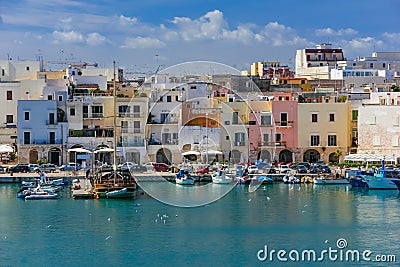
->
68, 147, 92, 153
201, 150, 223, 155
344, 154, 400, 162
182, 150, 200, 156
94, 148, 118, 153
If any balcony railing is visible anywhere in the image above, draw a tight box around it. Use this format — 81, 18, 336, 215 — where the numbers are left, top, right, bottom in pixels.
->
148, 140, 179, 145
258, 141, 287, 147
117, 141, 145, 147
91, 113, 103, 118
118, 112, 144, 118
46, 120, 58, 126
234, 141, 246, 146
19, 139, 63, 145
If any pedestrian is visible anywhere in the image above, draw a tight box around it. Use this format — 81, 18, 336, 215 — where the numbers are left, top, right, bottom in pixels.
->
86, 168, 90, 179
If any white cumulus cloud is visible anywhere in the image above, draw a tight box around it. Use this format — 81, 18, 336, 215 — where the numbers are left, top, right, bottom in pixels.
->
316, 27, 358, 36
86, 32, 106, 45
121, 36, 166, 49
52, 30, 84, 43
119, 15, 138, 25
260, 22, 308, 46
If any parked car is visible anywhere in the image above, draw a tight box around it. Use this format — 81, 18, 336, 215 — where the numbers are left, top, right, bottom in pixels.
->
278, 164, 291, 174
309, 165, 320, 174
117, 162, 136, 171
34, 163, 57, 173
59, 163, 81, 171
145, 162, 171, 172
195, 165, 210, 174
248, 165, 259, 174
28, 164, 40, 172
295, 165, 308, 174
7, 164, 30, 173
319, 165, 331, 174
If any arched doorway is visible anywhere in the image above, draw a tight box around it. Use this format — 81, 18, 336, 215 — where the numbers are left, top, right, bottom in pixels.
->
29, 149, 38, 164
48, 147, 61, 165
182, 144, 191, 151
303, 149, 320, 163
279, 149, 293, 163
258, 150, 271, 162
156, 148, 172, 164
229, 150, 242, 164
329, 152, 339, 163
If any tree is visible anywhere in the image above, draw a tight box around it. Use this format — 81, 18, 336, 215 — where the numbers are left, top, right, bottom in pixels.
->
333, 150, 343, 163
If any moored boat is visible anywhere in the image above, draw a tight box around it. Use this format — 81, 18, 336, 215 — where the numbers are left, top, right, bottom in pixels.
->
175, 169, 195, 185
94, 171, 137, 199
314, 176, 350, 185
212, 169, 234, 184
106, 188, 128, 198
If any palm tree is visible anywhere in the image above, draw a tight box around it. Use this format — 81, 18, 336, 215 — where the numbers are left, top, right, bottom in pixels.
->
333, 150, 342, 163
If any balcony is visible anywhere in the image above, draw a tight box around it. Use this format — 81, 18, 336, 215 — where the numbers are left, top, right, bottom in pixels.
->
234, 141, 246, 146
258, 141, 286, 148
117, 141, 145, 147
69, 129, 114, 138
20, 139, 63, 145
275, 121, 293, 127
118, 112, 144, 118
148, 140, 179, 146
91, 113, 103, 118
46, 120, 58, 126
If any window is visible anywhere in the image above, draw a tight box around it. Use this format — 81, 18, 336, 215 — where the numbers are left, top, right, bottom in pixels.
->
226, 135, 229, 140
1, 69, 4, 76
393, 116, 399, 126
211, 119, 216, 125
23, 132, 30, 144
232, 112, 239, 124
393, 136, 399, 147
70, 108, 75, 116
58, 95, 63, 101
328, 135, 337, 146
6, 115, 13, 123
373, 136, 381, 146
280, 113, 288, 126
49, 132, 55, 144
263, 133, 269, 145
329, 113, 335, 122
121, 121, 128, 133
133, 105, 140, 117
175, 95, 179, 101
119, 105, 130, 117
234, 132, 246, 146
83, 105, 88, 118
370, 63, 374, 68
167, 96, 172, 102
24, 111, 30, 120
275, 133, 282, 142
133, 121, 140, 133
260, 114, 272, 126
6, 91, 12, 100
26, 66, 30, 71
47, 95, 53, 100
159, 96, 163, 102
370, 116, 376, 125
311, 135, 319, 146
352, 110, 358, 121
48, 113, 55, 125
311, 113, 318, 123
91, 105, 103, 118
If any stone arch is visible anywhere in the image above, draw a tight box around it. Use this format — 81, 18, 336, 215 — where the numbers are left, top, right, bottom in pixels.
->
303, 149, 320, 163
156, 148, 172, 164
29, 149, 38, 164
329, 152, 339, 163
258, 150, 271, 162
279, 149, 293, 163
182, 144, 191, 151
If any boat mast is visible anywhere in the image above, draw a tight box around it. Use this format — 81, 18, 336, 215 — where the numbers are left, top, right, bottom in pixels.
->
113, 60, 117, 183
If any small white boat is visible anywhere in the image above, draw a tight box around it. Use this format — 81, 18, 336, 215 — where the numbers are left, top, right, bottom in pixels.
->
106, 188, 128, 198
176, 176, 195, 185
212, 170, 234, 184
25, 192, 58, 200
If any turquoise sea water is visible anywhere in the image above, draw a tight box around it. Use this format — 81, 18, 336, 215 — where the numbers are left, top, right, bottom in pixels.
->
1, 183, 400, 267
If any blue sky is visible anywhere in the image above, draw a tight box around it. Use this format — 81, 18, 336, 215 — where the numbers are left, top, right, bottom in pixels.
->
1, 0, 399, 72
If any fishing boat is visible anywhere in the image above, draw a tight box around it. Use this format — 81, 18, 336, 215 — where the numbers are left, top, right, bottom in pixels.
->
256, 175, 274, 184
175, 169, 195, 185
93, 62, 137, 199
212, 169, 234, 184
106, 188, 127, 198
361, 162, 399, 189
389, 179, 400, 191
25, 193, 58, 200
282, 174, 300, 184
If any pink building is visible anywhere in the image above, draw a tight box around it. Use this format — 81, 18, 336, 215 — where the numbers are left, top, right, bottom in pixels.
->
271, 92, 299, 163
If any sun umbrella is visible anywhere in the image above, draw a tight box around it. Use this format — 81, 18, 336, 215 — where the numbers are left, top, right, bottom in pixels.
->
201, 150, 223, 155
94, 148, 118, 153
0, 145, 14, 153
182, 150, 200, 156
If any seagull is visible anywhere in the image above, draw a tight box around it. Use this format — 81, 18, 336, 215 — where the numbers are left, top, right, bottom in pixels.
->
47, 225, 52, 228
325, 240, 329, 244
107, 218, 111, 221
248, 199, 252, 202
105, 236, 112, 240
267, 197, 271, 201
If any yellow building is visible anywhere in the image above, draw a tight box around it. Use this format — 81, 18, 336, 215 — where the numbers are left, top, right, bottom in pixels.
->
297, 100, 351, 163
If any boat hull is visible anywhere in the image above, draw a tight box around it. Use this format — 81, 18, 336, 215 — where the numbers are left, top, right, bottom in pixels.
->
314, 178, 350, 185
176, 178, 195, 185
363, 177, 397, 189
